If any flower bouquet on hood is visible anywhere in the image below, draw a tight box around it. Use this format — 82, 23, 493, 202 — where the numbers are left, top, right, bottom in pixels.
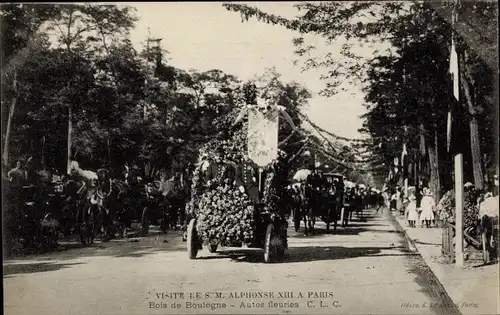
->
196, 181, 256, 246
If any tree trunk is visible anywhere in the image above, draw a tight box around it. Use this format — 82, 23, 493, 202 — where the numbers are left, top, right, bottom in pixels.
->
67, 104, 72, 174
107, 136, 111, 167
468, 116, 484, 190
428, 129, 441, 203
2, 71, 18, 167
460, 51, 484, 190
41, 136, 46, 170
433, 128, 441, 202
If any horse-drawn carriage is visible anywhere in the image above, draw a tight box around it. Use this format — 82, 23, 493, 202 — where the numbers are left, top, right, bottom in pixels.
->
321, 172, 345, 230
90, 168, 179, 242
4, 182, 60, 250
57, 164, 174, 245
290, 170, 346, 235
3, 168, 64, 251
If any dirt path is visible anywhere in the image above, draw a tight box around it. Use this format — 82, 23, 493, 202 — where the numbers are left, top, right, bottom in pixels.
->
4, 208, 460, 315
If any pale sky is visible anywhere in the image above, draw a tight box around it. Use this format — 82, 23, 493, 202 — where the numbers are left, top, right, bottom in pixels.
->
127, 2, 377, 140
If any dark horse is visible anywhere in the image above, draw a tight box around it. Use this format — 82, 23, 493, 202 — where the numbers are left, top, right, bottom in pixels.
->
342, 188, 356, 227
323, 188, 339, 232
290, 185, 309, 235
95, 169, 129, 240
163, 175, 188, 231
303, 185, 319, 235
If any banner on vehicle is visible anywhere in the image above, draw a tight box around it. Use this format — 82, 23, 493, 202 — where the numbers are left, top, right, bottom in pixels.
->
247, 105, 279, 168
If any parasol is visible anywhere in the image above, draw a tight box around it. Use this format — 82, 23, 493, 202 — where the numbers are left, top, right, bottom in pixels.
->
293, 169, 312, 182
344, 180, 355, 189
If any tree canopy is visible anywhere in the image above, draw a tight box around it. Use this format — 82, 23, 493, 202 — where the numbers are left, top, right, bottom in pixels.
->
3, 4, 340, 182
223, 1, 498, 191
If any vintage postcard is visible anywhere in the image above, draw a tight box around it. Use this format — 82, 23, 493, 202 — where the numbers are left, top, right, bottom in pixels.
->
2, 2, 498, 315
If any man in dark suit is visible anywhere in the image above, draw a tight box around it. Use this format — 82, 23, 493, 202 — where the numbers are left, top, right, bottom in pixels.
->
305, 169, 323, 214
205, 148, 227, 188
237, 155, 260, 204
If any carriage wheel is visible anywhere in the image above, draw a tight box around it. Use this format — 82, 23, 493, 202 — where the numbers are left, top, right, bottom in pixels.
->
119, 222, 127, 239
41, 214, 59, 248
325, 215, 331, 232
264, 223, 285, 263
187, 219, 199, 259
141, 207, 150, 236
208, 242, 218, 253
101, 219, 112, 242
48, 226, 59, 248
80, 224, 94, 246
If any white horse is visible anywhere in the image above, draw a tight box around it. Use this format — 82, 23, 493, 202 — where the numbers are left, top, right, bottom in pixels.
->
68, 161, 97, 182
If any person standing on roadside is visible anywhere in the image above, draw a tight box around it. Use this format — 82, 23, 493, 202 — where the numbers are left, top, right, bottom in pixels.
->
377, 190, 386, 213
406, 195, 419, 228
419, 188, 436, 228
390, 190, 397, 211
8, 160, 25, 187
382, 188, 390, 210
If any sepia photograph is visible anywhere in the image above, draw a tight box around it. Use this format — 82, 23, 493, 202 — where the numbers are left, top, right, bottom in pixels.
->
2, 1, 498, 315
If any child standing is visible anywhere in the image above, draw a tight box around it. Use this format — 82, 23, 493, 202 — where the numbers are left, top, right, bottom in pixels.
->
419, 188, 436, 228
406, 195, 419, 228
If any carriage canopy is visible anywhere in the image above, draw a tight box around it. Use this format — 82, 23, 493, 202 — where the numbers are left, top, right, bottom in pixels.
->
292, 169, 312, 182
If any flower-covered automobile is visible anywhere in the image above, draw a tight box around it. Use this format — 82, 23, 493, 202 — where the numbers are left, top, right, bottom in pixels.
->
184, 84, 289, 263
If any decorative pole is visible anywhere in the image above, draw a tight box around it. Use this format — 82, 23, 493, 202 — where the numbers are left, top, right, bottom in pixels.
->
451, 0, 464, 268
402, 28, 408, 198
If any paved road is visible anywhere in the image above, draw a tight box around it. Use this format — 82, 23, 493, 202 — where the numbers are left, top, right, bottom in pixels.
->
4, 208, 461, 315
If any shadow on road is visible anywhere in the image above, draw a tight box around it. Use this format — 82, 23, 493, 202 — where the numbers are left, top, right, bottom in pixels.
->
291, 226, 403, 238
3, 262, 85, 278
291, 228, 367, 237
3, 209, 397, 265
201, 249, 263, 263
341, 223, 387, 228
285, 245, 408, 263
200, 244, 411, 264
4, 231, 186, 263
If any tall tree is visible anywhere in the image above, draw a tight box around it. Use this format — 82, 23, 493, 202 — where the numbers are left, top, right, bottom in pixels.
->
223, 1, 498, 194
1, 4, 60, 166
43, 4, 137, 172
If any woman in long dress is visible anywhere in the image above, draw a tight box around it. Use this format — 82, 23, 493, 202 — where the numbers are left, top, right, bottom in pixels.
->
396, 187, 402, 213
406, 195, 419, 228
419, 188, 435, 228
390, 191, 397, 211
